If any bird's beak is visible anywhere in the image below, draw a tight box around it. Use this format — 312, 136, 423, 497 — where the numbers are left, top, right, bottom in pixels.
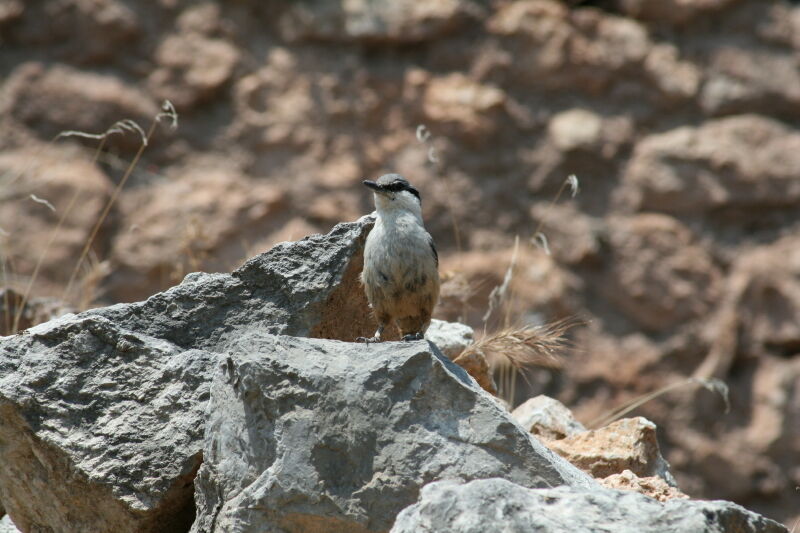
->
363, 180, 382, 192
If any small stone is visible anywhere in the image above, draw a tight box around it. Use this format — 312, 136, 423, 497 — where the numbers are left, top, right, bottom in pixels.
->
511, 395, 587, 440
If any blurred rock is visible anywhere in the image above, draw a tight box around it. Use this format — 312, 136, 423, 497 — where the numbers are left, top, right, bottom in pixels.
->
602, 214, 721, 332
546, 417, 677, 484
2, 63, 158, 143
622, 115, 800, 214
192, 335, 593, 532
601, 469, 689, 502
488, 1, 651, 93
700, 48, 800, 118
279, 0, 473, 43
614, 0, 738, 25
391, 478, 786, 533
548, 109, 603, 153
439, 246, 579, 328
0, 146, 112, 294
107, 169, 287, 302
148, 33, 240, 110
423, 73, 507, 142
731, 235, 800, 356
4, 0, 139, 63
644, 44, 701, 101
546, 109, 634, 159
512, 394, 586, 440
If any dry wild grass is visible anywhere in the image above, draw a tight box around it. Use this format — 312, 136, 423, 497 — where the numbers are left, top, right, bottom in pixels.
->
0, 101, 178, 335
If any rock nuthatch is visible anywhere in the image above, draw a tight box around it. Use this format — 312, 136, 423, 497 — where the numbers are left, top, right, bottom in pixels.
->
358, 173, 440, 342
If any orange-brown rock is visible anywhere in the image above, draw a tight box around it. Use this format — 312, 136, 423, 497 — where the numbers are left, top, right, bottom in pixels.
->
601, 469, 689, 502
545, 417, 675, 483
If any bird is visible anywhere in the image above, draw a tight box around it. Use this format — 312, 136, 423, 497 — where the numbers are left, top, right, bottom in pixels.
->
358, 173, 440, 343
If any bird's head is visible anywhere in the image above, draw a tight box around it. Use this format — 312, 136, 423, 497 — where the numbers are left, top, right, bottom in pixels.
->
363, 173, 422, 215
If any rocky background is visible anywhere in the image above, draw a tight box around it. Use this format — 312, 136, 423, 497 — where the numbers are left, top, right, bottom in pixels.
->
0, 0, 798, 528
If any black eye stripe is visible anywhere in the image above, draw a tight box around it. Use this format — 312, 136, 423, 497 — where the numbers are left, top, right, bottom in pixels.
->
379, 180, 421, 202
383, 182, 405, 192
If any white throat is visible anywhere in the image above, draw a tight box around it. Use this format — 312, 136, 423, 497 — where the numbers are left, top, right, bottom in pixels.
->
374, 190, 423, 224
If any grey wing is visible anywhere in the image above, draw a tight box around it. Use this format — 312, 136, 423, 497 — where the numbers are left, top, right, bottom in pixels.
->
428, 234, 438, 267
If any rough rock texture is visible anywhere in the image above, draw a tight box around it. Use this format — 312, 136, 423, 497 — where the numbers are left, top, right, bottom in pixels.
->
192, 335, 593, 533
391, 478, 788, 533
546, 417, 676, 484
0, 314, 213, 533
511, 394, 587, 440
2, 0, 800, 527
601, 469, 688, 502
0, 217, 393, 532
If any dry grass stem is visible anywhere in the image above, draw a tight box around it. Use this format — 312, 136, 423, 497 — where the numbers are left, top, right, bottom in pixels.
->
12, 189, 81, 332
589, 377, 730, 429
533, 232, 550, 255
531, 173, 580, 255
414, 123, 458, 249
483, 235, 519, 327
29, 194, 56, 212
62, 101, 178, 302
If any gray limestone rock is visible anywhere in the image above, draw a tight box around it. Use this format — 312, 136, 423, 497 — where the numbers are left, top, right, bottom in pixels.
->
87, 214, 379, 349
511, 394, 587, 440
0, 217, 379, 532
390, 478, 788, 533
191, 334, 594, 533
0, 314, 213, 532
424, 318, 474, 358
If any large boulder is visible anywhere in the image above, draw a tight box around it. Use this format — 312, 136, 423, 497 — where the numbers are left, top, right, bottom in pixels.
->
391, 478, 788, 533
0, 217, 380, 532
191, 335, 594, 533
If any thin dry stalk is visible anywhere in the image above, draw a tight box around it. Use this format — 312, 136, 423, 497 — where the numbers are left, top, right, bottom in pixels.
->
1, 257, 10, 334
588, 377, 730, 429
415, 123, 461, 251
12, 189, 81, 332
532, 174, 579, 255
4, 116, 145, 331
62, 101, 178, 302
482, 235, 520, 330
77, 251, 110, 310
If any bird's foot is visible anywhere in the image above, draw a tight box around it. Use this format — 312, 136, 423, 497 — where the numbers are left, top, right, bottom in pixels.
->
402, 332, 424, 341
356, 336, 382, 344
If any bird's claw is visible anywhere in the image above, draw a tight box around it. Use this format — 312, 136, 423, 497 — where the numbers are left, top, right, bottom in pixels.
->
356, 336, 381, 344
402, 333, 424, 341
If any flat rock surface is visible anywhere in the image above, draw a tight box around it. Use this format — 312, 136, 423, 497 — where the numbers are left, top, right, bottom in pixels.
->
391, 478, 788, 533
192, 334, 594, 533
